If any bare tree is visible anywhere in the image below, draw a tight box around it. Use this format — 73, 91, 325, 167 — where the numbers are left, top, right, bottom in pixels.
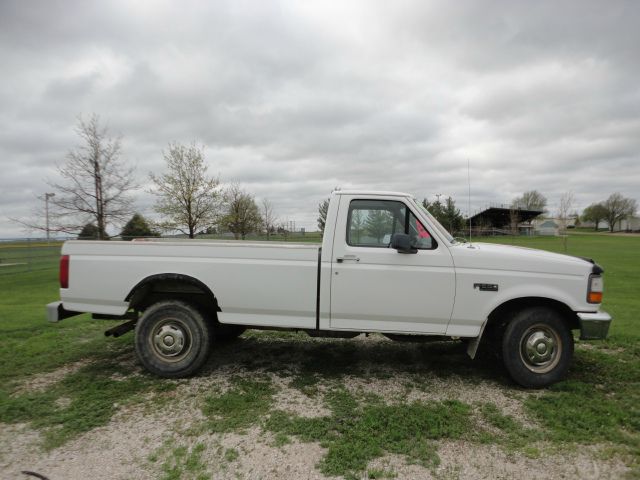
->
150, 142, 221, 238
220, 184, 263, 240
557, 191, 575, 233
14, 115, 136, 239
261, 199, 278, 240
602, 193, 637, 232
557, 191, 574, 251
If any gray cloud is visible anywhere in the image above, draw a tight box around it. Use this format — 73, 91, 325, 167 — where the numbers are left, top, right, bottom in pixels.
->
1, 0, 638, 237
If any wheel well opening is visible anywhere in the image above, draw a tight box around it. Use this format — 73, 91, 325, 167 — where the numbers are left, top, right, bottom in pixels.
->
126, 274, 219, 317
485, 297, 579, 337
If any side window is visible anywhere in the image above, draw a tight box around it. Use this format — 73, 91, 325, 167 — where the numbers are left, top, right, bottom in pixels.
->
347, 200, 405, 247
347, 200, 437, 249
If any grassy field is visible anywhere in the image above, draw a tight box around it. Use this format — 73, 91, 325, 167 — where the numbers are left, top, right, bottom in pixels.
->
0, 241, 61, 275
0, 233, 638, 478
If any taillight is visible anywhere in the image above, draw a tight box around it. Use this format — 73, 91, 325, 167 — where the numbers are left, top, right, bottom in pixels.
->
587, 274, 603, 304
60, 255, 69, 289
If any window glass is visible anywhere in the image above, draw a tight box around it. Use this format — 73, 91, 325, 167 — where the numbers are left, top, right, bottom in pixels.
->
347, 200, 436, 249
408, 210, 433, 249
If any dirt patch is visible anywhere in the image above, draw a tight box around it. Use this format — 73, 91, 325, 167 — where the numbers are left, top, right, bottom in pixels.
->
0, 398, 331, 480
342, 373, 538, 422
12, 360, 91, 396
434, 440, 629, 480
271, 376, 332, 418
2, 417, 627, 480
0, 404, 167, 480
365, 441, 629, 480
208, 428, 333, 479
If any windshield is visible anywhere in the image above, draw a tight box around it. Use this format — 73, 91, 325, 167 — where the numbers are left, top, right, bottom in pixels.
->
412, 198, 456, 244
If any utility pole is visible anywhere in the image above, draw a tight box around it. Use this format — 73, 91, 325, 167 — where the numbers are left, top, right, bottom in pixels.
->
435, 193, 443, 203
45, 192, 55, 243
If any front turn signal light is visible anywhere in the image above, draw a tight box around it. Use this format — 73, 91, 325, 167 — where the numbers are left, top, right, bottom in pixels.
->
588, 291, 603, 303
587, 274, 603, 304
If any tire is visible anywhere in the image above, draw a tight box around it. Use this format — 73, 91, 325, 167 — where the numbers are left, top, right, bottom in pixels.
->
135, 300, 212, 378
502, 307, 573, 388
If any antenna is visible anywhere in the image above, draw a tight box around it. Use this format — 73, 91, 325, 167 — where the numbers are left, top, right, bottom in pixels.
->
467, 159, 473, 247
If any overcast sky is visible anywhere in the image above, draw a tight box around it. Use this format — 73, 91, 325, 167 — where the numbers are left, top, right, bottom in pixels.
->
1, 0, 638, 237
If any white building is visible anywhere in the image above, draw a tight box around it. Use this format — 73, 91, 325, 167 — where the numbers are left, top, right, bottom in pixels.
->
535, 220, 560, 236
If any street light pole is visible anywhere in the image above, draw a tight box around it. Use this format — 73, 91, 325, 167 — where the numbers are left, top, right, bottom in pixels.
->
45, 192, 55, 243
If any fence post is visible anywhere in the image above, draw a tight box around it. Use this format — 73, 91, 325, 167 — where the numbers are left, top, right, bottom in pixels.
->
27, 237, 32, 272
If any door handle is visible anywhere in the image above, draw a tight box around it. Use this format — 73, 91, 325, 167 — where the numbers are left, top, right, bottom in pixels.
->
336, 255, 360, 263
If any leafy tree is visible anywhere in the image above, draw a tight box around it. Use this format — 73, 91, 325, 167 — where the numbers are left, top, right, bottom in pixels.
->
46, 114, 136, 239
120, 213, 159, 240
78, 223, 100, 240
220, 184, 263, 240
602, 193, 637, 232
572, 212, 581, 228
350, 209, 365, 244
581, 203, 608, 230
318, 198, 329, 234
423, 197, 464, 233
512, 190, 547, 212
365, 210, 393, 243
149, 142, 221, 238
422, 198, 445, 221
441, 197, 464, 233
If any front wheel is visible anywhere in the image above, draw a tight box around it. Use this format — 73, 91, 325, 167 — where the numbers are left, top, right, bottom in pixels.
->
135, 301, 212, 378
502, 307, 574, 388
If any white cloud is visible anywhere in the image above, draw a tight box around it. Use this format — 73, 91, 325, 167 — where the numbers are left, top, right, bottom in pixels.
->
0, 0, 638, 236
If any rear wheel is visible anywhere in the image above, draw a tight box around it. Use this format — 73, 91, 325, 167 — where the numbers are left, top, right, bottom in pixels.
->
135, 301, 212, 378
502, 307, 573, 388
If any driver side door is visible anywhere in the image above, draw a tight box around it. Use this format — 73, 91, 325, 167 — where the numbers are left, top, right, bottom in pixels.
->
329, 195, 456, 334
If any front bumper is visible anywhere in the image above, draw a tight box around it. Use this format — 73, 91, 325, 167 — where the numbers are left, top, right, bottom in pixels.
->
577, 311, 612, 340
46, 301, 81, 323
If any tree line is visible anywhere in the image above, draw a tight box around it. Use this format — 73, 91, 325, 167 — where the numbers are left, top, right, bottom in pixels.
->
511, 190, 637, 232
24, 115, 280, 240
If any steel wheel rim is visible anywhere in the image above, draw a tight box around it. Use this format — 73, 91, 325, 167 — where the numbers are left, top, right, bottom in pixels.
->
519, 323, 562, 374
150, 318, 193, 362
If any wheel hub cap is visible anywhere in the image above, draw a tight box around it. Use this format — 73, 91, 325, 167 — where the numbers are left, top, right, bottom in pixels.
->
153, 324, 186, 357
524, 331, 555, 364
519, 324, 562, 374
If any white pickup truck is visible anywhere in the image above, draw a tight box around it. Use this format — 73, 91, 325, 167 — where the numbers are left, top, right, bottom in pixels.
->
47, 190, 611, 387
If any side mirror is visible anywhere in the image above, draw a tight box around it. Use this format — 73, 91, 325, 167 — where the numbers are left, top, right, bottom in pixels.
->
390, 233, 417, 254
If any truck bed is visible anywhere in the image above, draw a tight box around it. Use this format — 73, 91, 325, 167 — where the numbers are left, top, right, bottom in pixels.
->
62, 240, 321, 329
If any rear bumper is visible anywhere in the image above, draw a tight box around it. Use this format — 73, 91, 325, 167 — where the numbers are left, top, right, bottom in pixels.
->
577, 311, 612, 340
46, 301, 81, 323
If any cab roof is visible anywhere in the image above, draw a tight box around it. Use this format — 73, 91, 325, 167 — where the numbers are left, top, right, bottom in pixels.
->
332, 190, 412, 197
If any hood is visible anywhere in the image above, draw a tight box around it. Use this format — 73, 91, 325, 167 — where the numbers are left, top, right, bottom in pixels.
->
450, 242, 593, 276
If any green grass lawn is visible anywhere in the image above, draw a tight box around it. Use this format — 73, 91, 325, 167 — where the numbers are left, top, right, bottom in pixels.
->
0, 233, 638, 478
